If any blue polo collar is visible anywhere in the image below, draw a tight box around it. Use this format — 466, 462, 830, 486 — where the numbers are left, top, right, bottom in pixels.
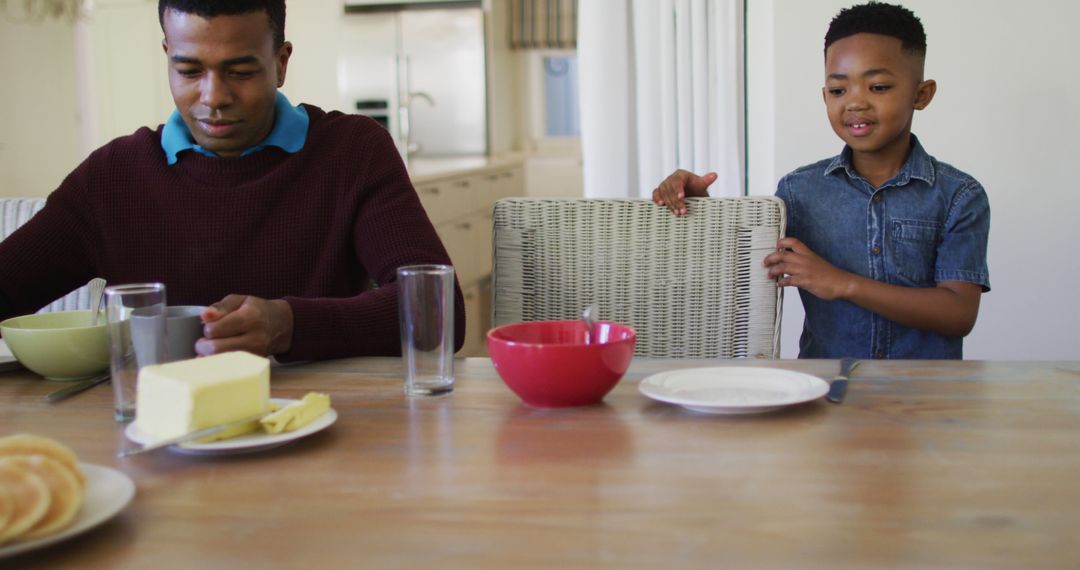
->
161, 91, 309, 165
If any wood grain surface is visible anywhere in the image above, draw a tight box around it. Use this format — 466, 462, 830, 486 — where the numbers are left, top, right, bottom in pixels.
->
2, 358, 1078, 569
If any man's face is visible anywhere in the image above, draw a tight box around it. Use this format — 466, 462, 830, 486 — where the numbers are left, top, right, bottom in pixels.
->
823, 33, 934, 165
162, 9, 292, 157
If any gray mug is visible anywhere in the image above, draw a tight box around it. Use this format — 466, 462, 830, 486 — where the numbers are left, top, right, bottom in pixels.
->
167, 305, 206, 362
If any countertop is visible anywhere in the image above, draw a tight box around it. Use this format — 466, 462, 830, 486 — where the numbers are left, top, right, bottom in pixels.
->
407, 154, 524, 184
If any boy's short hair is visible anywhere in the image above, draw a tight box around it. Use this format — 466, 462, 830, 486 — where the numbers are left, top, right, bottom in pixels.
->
824, 2, 926, 57
158, 0, 287, 49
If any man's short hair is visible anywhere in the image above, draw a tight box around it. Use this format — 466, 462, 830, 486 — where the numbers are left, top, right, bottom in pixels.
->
158, 0, 287, 49
824, 1, 926, 58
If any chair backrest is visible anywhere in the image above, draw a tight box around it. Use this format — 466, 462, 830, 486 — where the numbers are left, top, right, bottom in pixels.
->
491, 197, 786, 358
0, 198, 91, 313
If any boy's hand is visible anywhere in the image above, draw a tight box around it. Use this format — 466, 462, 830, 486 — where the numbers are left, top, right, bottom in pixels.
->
764, 237, 853, 300
766, 239, 984, 338
651, 170, 717, 216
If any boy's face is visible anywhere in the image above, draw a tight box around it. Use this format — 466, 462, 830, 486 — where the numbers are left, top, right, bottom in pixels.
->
823, 33, 935, 167
162, 9, 292, 157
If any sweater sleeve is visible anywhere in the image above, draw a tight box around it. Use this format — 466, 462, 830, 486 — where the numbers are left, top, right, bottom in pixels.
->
0, 163, 99, 319
278, 124, 466, 361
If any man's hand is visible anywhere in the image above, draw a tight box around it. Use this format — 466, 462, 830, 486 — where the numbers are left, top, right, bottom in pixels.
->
763, 237, 854, 301
196, 295, 294, 357
651, 170, 717, 216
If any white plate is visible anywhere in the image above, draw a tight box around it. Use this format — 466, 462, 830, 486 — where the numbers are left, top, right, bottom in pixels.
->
639, 367, 830, 414
0, 340, 21, 373
0, 463, 135, 559
123, 398, 337, 455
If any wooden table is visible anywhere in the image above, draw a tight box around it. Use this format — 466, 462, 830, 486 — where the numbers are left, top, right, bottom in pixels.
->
2, 358, 1079, 568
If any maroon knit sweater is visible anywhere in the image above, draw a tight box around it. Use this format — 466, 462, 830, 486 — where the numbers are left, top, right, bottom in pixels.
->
0, 105, 465, 361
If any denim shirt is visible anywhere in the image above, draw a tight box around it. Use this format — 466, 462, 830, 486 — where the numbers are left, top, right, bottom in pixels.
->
775, 135, 991, 359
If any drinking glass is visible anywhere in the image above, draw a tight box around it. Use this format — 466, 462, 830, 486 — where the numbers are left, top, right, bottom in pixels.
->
105, 283, 167, 422
398, 264, 455, 396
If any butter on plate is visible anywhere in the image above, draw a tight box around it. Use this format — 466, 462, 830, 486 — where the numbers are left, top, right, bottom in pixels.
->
198, 407, 275, 443
135, 352, 271, 442
260, 393, 331, 434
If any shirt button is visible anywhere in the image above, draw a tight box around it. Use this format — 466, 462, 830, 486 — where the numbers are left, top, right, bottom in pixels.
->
873, 194, 883, 203
875, 351, 885, 359
872, 246, 881, 255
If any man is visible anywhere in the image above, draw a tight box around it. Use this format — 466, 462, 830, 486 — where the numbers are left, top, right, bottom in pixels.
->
0, 0, 465, 361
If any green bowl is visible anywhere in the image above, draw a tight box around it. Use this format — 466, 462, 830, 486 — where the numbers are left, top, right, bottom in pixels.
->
0, 310, 109, 381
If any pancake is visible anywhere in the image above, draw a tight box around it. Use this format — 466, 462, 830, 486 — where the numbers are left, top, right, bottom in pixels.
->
2, 455, 83, 540
0, 485, 12, 534
0, 434, 85, 488
0, 462, 50, 544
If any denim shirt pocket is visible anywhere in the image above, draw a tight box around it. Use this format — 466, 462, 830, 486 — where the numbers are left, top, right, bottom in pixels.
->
890, 219, 942, 285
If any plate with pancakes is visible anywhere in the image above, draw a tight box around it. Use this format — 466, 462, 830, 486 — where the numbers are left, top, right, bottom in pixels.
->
0, 434, 135, 558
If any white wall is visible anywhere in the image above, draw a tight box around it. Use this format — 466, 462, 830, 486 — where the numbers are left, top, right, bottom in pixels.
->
486, 0, 527, 155
748, 0, 1080, 360
81, 0, 174, 155
285, 0, 345, 112
0, 16, 79, 197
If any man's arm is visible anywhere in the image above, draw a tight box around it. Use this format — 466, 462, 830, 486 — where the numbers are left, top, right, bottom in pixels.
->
195, 121, 465, 361
764, 237, 981, 337
0, 174, 98, 320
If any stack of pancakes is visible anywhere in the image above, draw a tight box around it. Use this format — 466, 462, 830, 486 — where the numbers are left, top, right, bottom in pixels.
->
0, 434, 85, 545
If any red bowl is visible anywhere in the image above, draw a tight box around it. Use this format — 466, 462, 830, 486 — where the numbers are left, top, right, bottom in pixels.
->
486, 320, 636, 407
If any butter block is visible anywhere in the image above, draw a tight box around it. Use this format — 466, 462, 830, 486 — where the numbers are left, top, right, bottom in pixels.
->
260, 392, 331, 434
134, 352, 271, 441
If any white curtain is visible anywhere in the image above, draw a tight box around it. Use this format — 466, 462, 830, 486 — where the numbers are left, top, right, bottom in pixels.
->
578, 0, 744, 198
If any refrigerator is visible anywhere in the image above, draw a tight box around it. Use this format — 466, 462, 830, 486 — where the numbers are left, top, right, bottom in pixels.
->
339, 7, 487, 160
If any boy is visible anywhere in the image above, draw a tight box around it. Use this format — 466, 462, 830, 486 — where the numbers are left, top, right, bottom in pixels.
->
652, 2, 990, 359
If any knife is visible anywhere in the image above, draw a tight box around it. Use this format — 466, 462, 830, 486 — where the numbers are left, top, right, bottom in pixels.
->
117, 412, 269, 458
45, 373, 111, 403
826, 358, 860, 404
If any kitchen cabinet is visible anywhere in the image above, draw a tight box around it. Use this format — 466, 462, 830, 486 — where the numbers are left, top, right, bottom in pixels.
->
411, 159, 525, 356
459, 281, 492, 357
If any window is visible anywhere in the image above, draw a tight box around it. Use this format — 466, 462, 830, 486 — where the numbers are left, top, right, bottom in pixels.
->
526, 50, 581, 152
542, 55, 579, 137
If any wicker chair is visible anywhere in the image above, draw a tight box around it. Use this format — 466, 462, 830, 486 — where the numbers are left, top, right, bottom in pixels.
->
491, 197, 786, 358
0, 198, 92, 312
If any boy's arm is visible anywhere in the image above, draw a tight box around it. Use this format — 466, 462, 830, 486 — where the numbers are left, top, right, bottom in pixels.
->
764, 237, 981, 337
651, 170, 717, 216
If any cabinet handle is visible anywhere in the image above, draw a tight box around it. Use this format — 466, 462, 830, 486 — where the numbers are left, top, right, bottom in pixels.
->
501, 171, 515, 178
451, 180, 470, 188
484, 174, 500, 181
455, 222, 473, 230
420, 186, 440, 195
